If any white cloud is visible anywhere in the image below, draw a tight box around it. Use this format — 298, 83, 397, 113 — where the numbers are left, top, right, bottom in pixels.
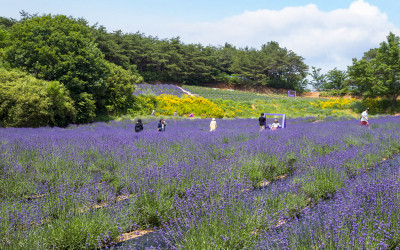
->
145, 0, 399, 72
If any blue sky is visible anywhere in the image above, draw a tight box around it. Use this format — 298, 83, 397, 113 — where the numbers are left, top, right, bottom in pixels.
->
1, 0, 400, 72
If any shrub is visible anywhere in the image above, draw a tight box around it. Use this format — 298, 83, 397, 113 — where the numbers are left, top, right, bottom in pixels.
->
156, 94, 224, 118
0, 68, 76, 127
4, 14, 109, 112
104, 63, 143, 116
360, 97, 398, 114
310, 98, 355, 109
131, 95, 158, 116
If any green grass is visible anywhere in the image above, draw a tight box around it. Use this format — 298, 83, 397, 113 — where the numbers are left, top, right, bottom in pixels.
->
183, 85, 359, 118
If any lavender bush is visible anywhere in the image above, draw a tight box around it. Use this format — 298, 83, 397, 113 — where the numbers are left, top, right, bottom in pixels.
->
0, 116, 400, 249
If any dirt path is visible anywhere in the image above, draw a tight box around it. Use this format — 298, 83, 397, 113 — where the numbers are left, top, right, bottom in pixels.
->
177, 86, 194, 96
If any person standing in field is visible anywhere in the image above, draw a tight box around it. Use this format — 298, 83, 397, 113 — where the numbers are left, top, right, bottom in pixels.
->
151, 109, 156, 116
360, 107, 369, 127
259, 113, 266, 132
174, 110, 177, 117
134, 119, 144, 132
210, 118, 217, 132
158, 119, 166, 131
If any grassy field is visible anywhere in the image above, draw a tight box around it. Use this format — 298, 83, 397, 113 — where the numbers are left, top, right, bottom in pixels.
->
182, 85, 359, 118
130, 84, 364, 119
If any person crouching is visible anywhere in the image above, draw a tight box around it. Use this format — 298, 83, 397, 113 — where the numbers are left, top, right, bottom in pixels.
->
271, 119, 281, 131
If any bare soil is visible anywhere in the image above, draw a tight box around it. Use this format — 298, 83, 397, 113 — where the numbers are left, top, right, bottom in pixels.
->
116, 229, 155, 242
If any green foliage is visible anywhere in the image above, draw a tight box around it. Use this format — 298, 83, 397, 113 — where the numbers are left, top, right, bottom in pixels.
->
309, 66, 327, 91
353, 97, 400, 114
349, 32, 400, 108
75, 92, 96, 124
0, 68, 76, 127
319, 87, 350, 97
299, 168, 344, 200
4, 14, 109, 113
325, 67, 349, 90
228, 42, 308, 90
94, 28, 308, 90
0, 16, 17, 30
183, 85, 358, 118
131, 95, 158, 116
0, 27, 10, 49
311, 67, 349, 93
42, 211, 119, 249
104, 62, 143, 116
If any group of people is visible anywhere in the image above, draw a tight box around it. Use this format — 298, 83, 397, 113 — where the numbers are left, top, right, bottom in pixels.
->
258, 113, 281, 132
134, 119, 167, 132
135, 107, 371, 133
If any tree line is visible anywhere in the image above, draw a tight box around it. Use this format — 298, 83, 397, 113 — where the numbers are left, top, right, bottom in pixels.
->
94, 27, 309, 90
1, 12, 400, 127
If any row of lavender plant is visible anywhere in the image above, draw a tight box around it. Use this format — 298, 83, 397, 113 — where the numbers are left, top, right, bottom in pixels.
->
158, 117, 400, 249
0, 117, 399, 248
258, 157, 400, 249
133, 83, 191, 97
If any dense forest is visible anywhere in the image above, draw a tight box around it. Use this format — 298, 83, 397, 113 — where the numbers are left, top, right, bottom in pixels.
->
93, 27, 309, 90
1, 13, 400, 127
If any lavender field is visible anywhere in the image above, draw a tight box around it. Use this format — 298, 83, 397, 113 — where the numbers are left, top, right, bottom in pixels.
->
1, 117, 400, 249
133, 84, 191, 97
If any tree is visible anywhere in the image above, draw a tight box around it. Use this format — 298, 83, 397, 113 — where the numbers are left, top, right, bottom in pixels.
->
104, 62, 143, 116
0, 16, 17, 29
309, 67, 326, 91
4, 14, 109, 119
94, 27, 131, 69
181, 43, 215, 84
228, 42, 308, 90
215, 43, 236, 75
325, 68, 348, 90
348, 32, 400, 108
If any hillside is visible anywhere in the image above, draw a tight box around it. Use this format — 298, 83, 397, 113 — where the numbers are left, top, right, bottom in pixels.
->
130, 84, 365, 119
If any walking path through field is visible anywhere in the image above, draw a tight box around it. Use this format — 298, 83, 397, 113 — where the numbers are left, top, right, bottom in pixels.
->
177, 86, 194, 96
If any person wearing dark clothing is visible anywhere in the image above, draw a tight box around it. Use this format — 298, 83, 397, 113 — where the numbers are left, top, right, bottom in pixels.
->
258, 113, 266, 132
135, 119, 144, 132
157, 119, 166, 132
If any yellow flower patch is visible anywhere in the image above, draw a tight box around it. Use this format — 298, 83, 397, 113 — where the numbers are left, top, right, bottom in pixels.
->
156, 94, 224, 118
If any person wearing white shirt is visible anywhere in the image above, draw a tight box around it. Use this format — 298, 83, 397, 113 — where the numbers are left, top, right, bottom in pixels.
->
271, 119, 281, 131
360, 107, 369, 127
210, 118, 217, 132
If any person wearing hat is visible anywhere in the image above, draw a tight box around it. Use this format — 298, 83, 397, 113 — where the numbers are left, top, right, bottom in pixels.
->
360, 108, 369, 127
271, 118, 281, 131
210, 118, 217, 132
